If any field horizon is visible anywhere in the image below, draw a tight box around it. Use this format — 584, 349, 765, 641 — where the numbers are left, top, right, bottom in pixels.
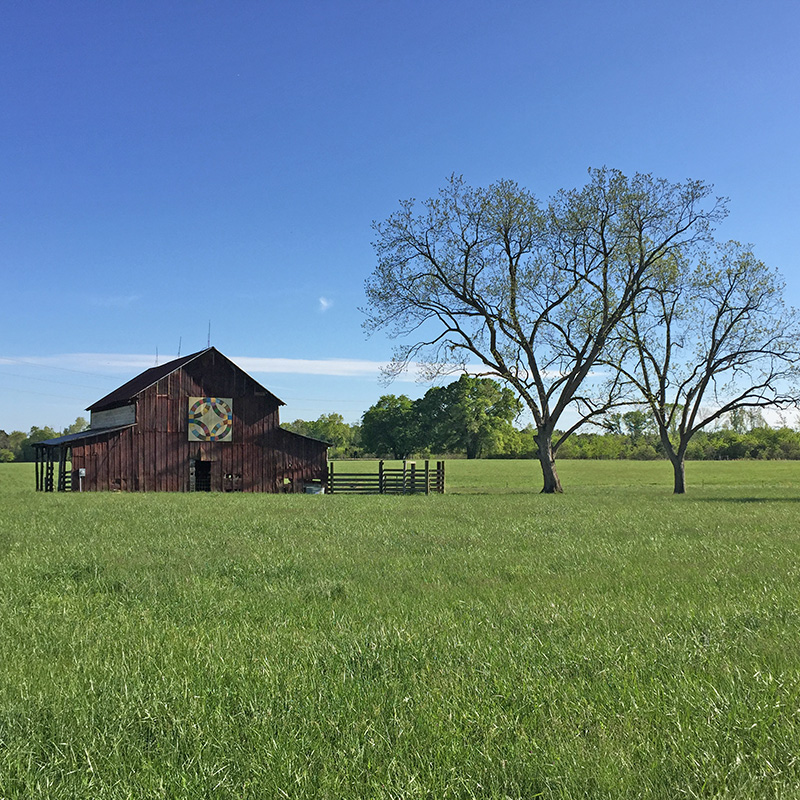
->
7, 456, 800, 496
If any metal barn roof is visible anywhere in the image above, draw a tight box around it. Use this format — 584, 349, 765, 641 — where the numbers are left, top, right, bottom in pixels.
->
33, 425, 136, 449
86, 347, 283, 411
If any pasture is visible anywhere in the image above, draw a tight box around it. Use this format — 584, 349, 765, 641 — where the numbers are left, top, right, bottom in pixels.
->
1, 460, 799, 798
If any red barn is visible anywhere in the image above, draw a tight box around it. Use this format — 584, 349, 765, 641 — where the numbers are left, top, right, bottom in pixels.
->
34, 348, 328, 492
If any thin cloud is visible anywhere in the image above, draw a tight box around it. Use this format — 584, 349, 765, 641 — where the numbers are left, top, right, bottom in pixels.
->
0, 352, 493, 383
236, 356, 392, 378
1, 352, 413, 380
0, 353, 157, 374
318, 296, 333, 312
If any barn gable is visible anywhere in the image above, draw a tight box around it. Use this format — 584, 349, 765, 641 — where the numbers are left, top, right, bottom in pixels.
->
87, 348, 284, 430
34, 348, 327, 493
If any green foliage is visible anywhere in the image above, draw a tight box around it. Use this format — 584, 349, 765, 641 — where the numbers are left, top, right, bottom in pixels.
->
556, 425, 800, 462
685, 426, 800, 461
62, 416, 89, 436
284, 401, 800, 463
283, 414, 362, 458
18, 426, 59, 462
417, 375, 522, 458
0, 429, 27, 461
357, 377, 522, 459
360, 394, 420, 459
0, 418, 89, 462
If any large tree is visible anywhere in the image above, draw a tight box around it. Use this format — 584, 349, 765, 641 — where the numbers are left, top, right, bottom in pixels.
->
360, 394, 420, 459
365, 169, 725, 491
612, 241, 800, 493
418, 375, 521, 458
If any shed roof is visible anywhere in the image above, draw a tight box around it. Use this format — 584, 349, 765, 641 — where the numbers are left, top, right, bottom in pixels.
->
33, 425, 136, 449
86, 348, 283, 411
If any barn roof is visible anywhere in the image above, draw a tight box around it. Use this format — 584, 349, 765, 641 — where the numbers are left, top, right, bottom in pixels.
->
86, 347, 284, 411
33, 425, 136, 449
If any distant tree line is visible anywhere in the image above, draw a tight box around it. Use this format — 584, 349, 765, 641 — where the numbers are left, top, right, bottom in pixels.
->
4, 398, 799, 465
558, 409, 800, 462
281, 378, 800, 462
0, 418, 88, 462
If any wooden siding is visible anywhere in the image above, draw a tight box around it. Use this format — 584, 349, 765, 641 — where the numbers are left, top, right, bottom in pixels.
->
68, 349, 327, 493
90, 403, 136, 429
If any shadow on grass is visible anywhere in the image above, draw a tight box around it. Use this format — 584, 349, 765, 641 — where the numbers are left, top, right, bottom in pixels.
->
692, 496, 800, 503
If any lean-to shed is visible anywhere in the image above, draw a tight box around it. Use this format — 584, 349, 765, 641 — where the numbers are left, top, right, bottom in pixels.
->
34, 347, 328, 492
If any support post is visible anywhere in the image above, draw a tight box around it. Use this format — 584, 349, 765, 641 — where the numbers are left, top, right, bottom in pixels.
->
57, 446, 67, 492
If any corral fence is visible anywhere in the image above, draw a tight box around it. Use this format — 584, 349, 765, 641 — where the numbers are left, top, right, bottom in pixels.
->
327, 460, 445, 495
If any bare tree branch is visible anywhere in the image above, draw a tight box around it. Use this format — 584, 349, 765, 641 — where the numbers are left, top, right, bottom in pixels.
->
364, 170, 725, 492
608, 241, 800, 493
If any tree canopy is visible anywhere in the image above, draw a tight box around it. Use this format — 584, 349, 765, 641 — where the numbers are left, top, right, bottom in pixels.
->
360, 395, 419, 460
365, 169, 726, 491
612, 240, 800, 492
417, 375, 520, 459
282, 413, 360, 457
0, 418, 88, 462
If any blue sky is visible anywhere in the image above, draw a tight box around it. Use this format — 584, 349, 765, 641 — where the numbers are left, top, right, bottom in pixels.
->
2, 0, 799, 432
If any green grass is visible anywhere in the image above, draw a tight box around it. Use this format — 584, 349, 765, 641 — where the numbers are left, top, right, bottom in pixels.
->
1, 460, 800, 798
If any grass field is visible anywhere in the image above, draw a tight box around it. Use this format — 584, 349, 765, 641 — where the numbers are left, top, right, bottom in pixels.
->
1, 460, 799, 798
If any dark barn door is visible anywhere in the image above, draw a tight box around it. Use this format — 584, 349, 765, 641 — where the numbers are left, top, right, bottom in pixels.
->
189, 459, 212, 492
195, 461, 212, 491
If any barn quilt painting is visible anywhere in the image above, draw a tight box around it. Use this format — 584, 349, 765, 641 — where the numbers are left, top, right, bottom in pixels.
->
188, 397, 233, 441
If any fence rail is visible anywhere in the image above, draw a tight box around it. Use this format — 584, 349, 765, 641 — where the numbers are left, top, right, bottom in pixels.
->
327, 460, 445, 495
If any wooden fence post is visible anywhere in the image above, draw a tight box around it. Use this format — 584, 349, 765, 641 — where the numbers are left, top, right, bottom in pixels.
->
379, 460, 385, 494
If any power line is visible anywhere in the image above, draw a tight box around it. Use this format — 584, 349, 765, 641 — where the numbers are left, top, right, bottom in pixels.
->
0, 355, 120, 380
2, 386, 92, 401
0, 370, 106, 390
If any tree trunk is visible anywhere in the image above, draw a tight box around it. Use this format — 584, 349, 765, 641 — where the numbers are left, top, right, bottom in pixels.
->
659, 431, 687, 494
536, 431, 563, 493
671, 455, 686, 494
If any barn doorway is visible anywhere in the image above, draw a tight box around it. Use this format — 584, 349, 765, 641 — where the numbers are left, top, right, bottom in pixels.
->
189, 459, 212, 492
195, 461, 211, 491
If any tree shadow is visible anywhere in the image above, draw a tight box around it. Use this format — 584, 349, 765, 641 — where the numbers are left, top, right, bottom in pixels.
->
692, 496, 800, 503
